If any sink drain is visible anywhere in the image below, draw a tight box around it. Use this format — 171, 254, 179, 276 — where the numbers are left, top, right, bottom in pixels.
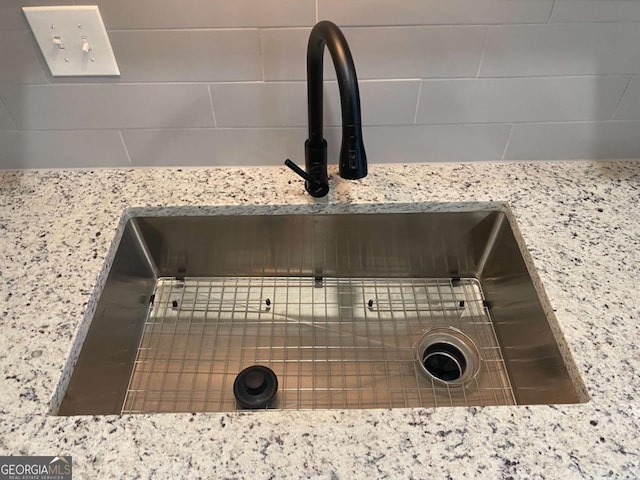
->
423, 342, 466, 382
415, 327, 481, 385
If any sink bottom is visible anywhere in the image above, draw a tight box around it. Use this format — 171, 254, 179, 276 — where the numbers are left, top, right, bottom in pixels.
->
122, 276, 515, 413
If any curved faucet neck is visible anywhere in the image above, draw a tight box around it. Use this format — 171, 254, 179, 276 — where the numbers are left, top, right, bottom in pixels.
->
307, 21, 361, 148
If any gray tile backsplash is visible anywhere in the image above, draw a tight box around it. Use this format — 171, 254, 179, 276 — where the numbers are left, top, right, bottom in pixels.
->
360, 124, 512, 163
210, 82, 307, 128
550, 0, 640, 22
0, 130, 129, 169
110, 30, 262, 82
122, 124, 511, 166
261, 26, 487, 81
1, 0, 640, 168
0, 101, 14, 130
259, 29, 309, 82
76, 0, 316, 29
480, 23, 640, 77
210, 81, 420, 127
0, 0, 69, 31
0, 1, 26, 30
504, 122, 640, 160
122, 128, 307, 167
0, 84, 214, 130
0, 30, 48, 84
416, 76, 630, 124
613, 77, 640, 121
319, 0, 555, 26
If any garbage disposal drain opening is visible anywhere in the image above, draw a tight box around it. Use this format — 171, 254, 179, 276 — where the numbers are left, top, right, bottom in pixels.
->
414, 327, 481, 386
423, 342, 467, 382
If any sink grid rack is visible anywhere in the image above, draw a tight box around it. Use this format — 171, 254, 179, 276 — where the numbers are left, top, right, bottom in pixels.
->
122, 276, 516, 413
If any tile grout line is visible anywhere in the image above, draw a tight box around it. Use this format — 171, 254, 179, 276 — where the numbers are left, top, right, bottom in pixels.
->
103, 21, 640, 32
413, 82, 423, 124
611, 75, 634, 120
315, 0, 319, 23
118, 130, 133, 166
257, 30, 266, 82
475, 26, 490, 78
7, 119, 640, 134
108, 27, 298, 33
0, 96, 17, 130
8, 74, 636, 88
207, 85, 218, 127
547, 0, 558, 23
500, 124, 514, 160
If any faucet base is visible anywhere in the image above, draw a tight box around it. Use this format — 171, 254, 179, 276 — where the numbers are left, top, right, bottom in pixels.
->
304, 139, 330, 198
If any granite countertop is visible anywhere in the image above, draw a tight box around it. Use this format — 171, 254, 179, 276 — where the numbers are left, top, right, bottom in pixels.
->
0, 161, 639, 478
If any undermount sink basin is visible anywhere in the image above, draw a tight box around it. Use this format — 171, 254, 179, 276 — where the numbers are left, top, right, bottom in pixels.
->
55, 205, 587, 415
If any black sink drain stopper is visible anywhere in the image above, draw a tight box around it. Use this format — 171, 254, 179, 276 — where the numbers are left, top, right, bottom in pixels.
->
233, 365, 278, 409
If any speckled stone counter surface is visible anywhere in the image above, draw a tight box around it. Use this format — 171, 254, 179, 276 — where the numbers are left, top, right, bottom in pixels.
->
0, 161, 639, 479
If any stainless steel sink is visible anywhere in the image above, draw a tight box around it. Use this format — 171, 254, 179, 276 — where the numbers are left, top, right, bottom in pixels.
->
55, 205, 587, 415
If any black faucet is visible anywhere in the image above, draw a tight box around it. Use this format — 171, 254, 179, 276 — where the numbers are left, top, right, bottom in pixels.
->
285, 21, 367, 198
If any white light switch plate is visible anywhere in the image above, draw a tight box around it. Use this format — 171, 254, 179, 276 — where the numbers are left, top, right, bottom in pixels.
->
23, 6, 120, 77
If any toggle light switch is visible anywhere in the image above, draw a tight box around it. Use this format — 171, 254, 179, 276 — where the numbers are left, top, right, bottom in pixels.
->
23, 6, 120, 77
52, 35, 65, 49
81, 36, 91, 53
